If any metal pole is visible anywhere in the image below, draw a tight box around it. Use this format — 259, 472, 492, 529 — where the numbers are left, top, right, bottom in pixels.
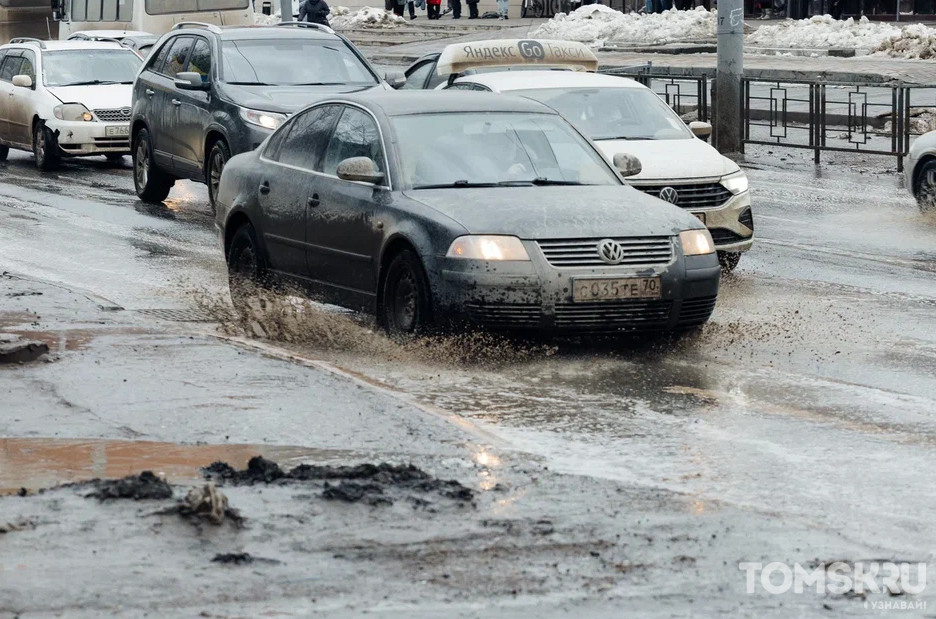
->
281, 0, 291, 21
715, 0, 744, 153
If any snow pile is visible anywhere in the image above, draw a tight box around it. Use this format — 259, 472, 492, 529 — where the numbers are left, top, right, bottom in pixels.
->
255, 11, 281, 25
872, 23, 936, 59
747, 15, 900, 49
328, 6, 405, 29
531, 5, 716, 48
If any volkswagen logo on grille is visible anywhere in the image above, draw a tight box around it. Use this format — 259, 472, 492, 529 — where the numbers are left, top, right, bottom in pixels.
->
659, 186, 679, 204
596, 239, 626, 265
120, 108, 131, 117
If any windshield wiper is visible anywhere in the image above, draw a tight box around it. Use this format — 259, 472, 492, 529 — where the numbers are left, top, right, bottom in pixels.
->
57, 80, 129, 86
412, 180, 499, 189
596, 135, 657, 141
226, 81, 274, 86
413, 178, 585, 189
293, 82, 346, 86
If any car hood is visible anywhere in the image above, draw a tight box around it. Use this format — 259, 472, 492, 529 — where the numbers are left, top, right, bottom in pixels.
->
594, 138, 740, 181
47, 84, 133, 110
219, 83, 384, 114
404, 185, 703, 239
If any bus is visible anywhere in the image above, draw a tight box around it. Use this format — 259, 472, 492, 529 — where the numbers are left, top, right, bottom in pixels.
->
1, 0, 57, 42
50, 0, 254, 39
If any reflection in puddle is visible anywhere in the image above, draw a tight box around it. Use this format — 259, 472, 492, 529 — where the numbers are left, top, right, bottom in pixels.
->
0, 438, 347, 494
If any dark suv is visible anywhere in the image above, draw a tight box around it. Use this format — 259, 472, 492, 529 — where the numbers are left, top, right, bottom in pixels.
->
131, 22, 396, 209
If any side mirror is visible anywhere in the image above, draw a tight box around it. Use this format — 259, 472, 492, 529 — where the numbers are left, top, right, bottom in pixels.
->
385, 71, 406, 90
336, 157, 384, 184
174, 71, 208, 91
613, 152, 642, 178
12, 75, 33, 89
689, 121, 712, 142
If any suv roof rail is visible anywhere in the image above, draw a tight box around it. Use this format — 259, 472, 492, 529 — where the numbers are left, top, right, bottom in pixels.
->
9, 37, 47, 49
274, 21, 335, 34
171, 21, 223, 34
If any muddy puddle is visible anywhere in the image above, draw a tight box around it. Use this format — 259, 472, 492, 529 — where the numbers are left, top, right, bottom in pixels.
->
0, 438, 350, 495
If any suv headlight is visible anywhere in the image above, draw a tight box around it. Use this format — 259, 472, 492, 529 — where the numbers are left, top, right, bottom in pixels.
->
679, 229, 715, 256
720, 170, 748, 195
239, 107, 287, 131
446, 235, 530, 261
53, 103, 94, 122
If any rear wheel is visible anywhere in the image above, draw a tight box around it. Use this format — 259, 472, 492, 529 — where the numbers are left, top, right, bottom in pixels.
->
532, 0, 545, 17
227, 223, 268, 309
0, 145, 8, 161
207, 140, 230, 215
133, 128, 174, 203
718, 251, 741, 273
381, 249, 433, 336
33, 121, 60, 171
914, 159, 936, 212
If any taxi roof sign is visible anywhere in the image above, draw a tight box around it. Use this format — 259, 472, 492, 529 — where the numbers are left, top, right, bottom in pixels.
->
435, 39, 599, 77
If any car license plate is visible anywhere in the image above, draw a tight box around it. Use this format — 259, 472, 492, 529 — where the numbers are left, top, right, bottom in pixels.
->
105, 125, 130, 137
692, 211, 706, 224
572, 277, 662, 302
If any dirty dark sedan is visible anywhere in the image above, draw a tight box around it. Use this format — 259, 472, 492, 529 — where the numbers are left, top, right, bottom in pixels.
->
215, 91, 720, 334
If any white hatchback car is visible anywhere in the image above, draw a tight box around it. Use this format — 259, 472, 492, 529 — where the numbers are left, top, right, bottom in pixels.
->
905, 130, 936, 210
431, 41, 754, 271
0, 38, 142, 170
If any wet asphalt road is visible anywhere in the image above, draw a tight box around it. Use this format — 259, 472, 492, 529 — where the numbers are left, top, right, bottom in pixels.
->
2, 146, 936, 613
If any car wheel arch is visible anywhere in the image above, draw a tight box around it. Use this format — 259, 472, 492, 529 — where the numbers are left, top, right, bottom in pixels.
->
376, 234, 435, 317
224, 210, 255, 261
204, 129, 228, 167
913, 154, 936, 194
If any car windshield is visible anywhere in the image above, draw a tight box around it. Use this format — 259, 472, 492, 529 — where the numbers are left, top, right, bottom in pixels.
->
514, 87, 693, 141
222, 39, 377, 86
43, 50, 142, 87
394, 112, 620, 189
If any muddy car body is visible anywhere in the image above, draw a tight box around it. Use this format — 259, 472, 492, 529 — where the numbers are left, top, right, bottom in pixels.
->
216, 91, 720, 334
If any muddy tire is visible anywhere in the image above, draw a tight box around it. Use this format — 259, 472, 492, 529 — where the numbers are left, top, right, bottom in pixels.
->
133, 128, 174, 203
718, 251, 741, 273
914, 159, 936, 213
381, 249, 433, 336
227, 223, 268, 309
207, 140, 230, 215
0, 145, 8, 161
33, 121, 60, 171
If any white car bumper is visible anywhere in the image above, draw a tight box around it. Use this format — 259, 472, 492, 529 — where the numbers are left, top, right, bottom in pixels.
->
47, 120, 131, 156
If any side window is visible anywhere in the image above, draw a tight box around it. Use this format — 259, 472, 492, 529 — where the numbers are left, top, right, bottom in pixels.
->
262, 120, 292, 162
0, 55, 23, 83
186, 38, 211, 81
401, 61, 432, 90
163, 36, 193, 78
19, 50, 35, 82
321, 106, 385, 180
147, 39, 172, 73
276, 105, 341, 170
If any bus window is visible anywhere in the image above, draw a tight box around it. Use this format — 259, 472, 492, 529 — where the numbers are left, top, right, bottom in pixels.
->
145, 0, 246, 13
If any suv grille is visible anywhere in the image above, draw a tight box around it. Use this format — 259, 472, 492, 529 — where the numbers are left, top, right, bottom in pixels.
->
678, 296, 717, 326
94, 108, 131, 123
537, 237, 673, 268
554, 299, 673, 330
636, 182, 732, 209
465, 302, 542, 328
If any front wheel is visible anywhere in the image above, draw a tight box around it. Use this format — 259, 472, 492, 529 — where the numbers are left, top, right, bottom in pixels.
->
914, 160, 936, 212
207, 140, 230, 215
33, 121, 60, 171
133, 128, 174, 203
0, 145, 8, 161
381, 250, 433, 336
718, 251, 741, 273
227, 223, 268, 310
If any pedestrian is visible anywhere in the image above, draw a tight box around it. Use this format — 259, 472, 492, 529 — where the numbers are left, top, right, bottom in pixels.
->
298, 0, 329, 24
451, 0, 461, 17
466, 0, 479, 17
407, 0, 416, 17
496, 0, 508, 18
427, 0, 441, 19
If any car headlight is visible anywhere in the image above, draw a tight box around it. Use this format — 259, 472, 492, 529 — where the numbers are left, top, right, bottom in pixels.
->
720, 170, 748, 195
446, 235, 530, 261
679, 229, 715, 256
53, 104, 94, 122
239, 107, 287, 131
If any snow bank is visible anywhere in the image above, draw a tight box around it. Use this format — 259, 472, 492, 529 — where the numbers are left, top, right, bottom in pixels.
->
746, 15, 900, 49
255, 10, 281, 25
531, 5, 715, 48
872, 23, 936, 59
328, 6, 405, 29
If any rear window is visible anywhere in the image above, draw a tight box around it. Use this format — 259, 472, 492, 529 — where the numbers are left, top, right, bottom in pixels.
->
221, 38, 376, 86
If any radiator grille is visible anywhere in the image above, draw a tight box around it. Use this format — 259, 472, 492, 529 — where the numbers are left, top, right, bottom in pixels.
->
537, 237, 673, 268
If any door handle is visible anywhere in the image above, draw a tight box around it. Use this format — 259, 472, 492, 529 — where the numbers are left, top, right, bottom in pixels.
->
171, 98, 181, 106
259, 181, 270, 195
145, 88, 155, 97
307, 194, 320, 208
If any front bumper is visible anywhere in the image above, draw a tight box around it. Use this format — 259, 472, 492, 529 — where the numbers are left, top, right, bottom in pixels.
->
48, 120, 130, 156
433, 239, 720, 333
631, 181, 755, 253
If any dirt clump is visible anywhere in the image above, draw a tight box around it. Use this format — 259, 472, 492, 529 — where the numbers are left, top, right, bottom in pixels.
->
322, 481, 392, 506
0, 517, 37, 534
211, 552, 280, 565
88, 471, 173, 501
175, 483, 243, 527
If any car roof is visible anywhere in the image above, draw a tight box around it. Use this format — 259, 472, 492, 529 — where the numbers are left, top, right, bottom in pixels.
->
461, 70, 646, 91
335, 91, 558, 117
2, 40, 127, 52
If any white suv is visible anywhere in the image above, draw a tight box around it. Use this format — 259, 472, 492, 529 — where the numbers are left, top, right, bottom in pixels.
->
0, 38, 142, 170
